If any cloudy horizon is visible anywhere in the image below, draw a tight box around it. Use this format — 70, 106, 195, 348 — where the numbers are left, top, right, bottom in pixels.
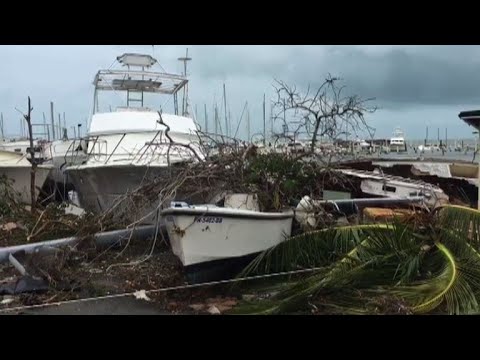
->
1, 45, 479, 141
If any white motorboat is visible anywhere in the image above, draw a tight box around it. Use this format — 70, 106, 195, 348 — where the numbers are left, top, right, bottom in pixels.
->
417, 144, 441, 153
389, 127, 406, 152
0, 138, 49, 161
161, 204, 294, 281
353, 138, 370, 149
0, 136, 86, 199
65, 53, 204, 221
0, 150, 52, 204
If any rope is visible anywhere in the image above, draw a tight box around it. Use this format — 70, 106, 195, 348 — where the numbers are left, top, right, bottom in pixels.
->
0, 266, 324, 314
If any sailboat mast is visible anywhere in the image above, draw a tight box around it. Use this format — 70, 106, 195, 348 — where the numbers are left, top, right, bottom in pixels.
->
57, 114, 61, 139
63, 112, 66, 138
214, 104, 219, 141
42, 112, 50, 141
247, 103, 250, 142
263, 93, 266, 145
178, 48, 192, 116
50, 102, 56, 140
223, 83, 228, 137
0, 113, 4, 140
204, 104, 208, 134
270, 101, 274, 139
229, 109, 232, 138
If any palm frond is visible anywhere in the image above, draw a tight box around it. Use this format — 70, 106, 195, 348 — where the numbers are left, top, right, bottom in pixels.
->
238, 224, 416, 314
388, 242, 480, 314
436, 205, 480, 248
240, 224, 392, 278
390, 243, 457, 313
233, 206, 480, 315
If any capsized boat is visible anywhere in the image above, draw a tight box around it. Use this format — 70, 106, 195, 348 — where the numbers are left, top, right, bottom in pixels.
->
161, 204, 294, 282
338, 168, 449, 207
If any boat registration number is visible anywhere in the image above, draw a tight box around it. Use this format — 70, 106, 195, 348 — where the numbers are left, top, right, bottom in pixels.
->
194, 216, 223, 224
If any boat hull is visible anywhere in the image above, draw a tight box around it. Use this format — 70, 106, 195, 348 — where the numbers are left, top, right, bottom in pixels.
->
162, 207, 294, 270
0, 166, 52, 204
183, 252, 260, 284
389, 145, 407, 152
65, 164, 174, 222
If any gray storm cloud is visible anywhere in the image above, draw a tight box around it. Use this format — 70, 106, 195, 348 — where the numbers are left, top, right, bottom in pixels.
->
191, 45, 480, 106
0, 45, 478, 139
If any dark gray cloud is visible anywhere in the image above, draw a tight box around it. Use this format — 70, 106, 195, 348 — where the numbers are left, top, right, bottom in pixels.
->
336, 46, 480, 107
190, 45, 480, 107
0, 45, 479, 140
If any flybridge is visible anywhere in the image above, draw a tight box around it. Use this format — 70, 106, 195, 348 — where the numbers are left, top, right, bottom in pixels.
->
94, 70, 187, 94
94, 53, 188, 95
92, 53, 189, 114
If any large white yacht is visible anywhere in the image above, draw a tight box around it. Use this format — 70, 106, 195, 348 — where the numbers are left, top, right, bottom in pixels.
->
65, 53, 204, 222
389, 127, 406, 152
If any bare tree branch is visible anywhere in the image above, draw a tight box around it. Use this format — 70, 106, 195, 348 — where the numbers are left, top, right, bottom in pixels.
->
272, 75, 377, 153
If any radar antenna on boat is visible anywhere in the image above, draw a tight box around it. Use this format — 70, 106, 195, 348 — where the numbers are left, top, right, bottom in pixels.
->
178, 48, 192, 117
117, 53, 157, 68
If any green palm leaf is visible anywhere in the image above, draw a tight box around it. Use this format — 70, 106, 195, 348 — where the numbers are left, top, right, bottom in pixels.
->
232, 205, 480, 315
240, 224, 392, 277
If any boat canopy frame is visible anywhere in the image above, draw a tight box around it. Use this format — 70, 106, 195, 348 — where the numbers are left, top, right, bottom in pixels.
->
93, 69, 187, 95
92, 55, 188, 116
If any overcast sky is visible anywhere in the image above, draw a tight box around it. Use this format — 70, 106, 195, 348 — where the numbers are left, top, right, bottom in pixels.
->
1, 45, 479, 141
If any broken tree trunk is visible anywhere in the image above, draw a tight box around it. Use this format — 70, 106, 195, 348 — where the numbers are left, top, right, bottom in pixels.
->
23, 97, 36, 212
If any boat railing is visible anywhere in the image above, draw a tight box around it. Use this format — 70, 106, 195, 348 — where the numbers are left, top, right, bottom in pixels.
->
68, 130, 205, 166
132, 130, 163, 163
62, 138, 88, 167
65, 127, 253, 167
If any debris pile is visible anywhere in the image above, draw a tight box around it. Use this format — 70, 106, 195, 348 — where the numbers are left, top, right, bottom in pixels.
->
0, 146, 468, 315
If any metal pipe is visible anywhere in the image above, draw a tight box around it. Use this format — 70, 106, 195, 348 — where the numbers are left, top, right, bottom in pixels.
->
0, 225, 155, 264
325, 196, 425, 206
296, 196, 425, 211
9, 253, 28, 276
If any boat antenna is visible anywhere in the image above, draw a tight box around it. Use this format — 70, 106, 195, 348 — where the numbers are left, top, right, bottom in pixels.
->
178, 48, 192, 116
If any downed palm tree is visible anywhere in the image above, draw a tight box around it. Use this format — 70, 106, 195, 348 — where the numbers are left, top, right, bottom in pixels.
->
232, 205, 480, 315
